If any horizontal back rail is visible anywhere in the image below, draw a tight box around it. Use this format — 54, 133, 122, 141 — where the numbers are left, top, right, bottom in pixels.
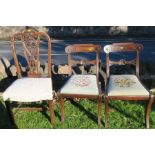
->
109, 59, 136, 66
70, 59, 97, 65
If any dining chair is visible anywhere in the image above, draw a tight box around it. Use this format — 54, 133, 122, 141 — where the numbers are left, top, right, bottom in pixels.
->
2, 29, 55, 126
58, 44, 102, 127
103, 42, 154, 128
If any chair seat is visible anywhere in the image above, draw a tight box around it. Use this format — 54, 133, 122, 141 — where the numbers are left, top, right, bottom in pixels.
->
60, 75, 99, 95
3, 78, 53, 102
108, 75, 149, 96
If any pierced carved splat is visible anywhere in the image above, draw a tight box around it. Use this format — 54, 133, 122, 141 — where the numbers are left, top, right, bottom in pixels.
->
21, 30, 41, 77
11, 29, 52, 79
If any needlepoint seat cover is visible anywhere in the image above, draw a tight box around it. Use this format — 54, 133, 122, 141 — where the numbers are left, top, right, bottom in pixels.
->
108, 75, 149, 96
60, 75, 99, 95
3, 78, 53, 102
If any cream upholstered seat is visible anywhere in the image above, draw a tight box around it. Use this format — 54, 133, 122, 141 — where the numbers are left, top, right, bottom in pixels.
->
3, 78, 53, 102
108, 75, 149, 96
60, 75, 99, 95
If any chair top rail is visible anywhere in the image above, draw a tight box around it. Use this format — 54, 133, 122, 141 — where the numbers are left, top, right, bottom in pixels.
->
104, 42, 143, 53
65, 44, 101, 53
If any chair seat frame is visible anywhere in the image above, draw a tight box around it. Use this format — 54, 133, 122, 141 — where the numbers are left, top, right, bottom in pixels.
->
58, 44, 103, 127
104, 42, 154, 129
4, 29, 55, 127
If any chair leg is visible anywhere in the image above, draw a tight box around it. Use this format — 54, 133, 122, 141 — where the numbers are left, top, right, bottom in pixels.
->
48, 100, 55, 126
145, 94, 154, 129
60, 97, 65, 123
5, 101, 15, 126
98, 95, 102, 128
105, 97, 108, 128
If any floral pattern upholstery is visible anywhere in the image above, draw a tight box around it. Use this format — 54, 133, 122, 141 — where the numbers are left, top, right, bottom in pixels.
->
113, 77, 136, 87
108, 75, 149, 96
60, 75, 99, 95
72, 76, 91, 87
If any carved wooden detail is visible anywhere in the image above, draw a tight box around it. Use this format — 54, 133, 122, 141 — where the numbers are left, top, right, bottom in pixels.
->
70, 59, 96, 65
21, 30, 41, 77
11, 29, 52, 78
109, 59, 136, 66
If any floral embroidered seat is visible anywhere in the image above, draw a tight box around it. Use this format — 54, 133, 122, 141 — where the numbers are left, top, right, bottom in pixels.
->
60, 75, 99, 95
108, 75, 149, 96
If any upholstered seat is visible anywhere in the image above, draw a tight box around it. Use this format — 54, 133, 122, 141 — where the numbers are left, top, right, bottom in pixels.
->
3, 78, 53, 102
108, 75, 149, 96
60, 75, 99, 95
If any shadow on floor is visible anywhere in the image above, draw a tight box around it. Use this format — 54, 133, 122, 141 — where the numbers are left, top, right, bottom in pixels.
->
11, 102, 59, 126
108, 101, 149, 126
70, 99, 104, 126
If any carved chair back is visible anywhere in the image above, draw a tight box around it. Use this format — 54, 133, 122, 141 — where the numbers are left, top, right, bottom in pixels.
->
11, 29, 52, 78
65, 44, 101, 80
104, 42, 143, 78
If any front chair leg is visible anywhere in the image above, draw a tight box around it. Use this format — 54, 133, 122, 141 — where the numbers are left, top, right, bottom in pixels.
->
5, 101, 15, 126
48, 100, 55, 126
146, 94, 154, 129
98, 95, 102, 128
105, 97, 109, 128
60, 97, 65, 123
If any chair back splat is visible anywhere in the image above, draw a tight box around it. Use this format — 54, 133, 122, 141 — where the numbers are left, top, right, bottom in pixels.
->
104, 42, 143, 78
11, 29, 52, 78
65, 44, 101, 80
